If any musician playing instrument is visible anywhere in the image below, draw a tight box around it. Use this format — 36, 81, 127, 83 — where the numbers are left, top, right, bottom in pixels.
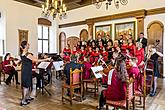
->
147, 45, 163, 97
97, 58, 129, 110
3, 53, 20, 85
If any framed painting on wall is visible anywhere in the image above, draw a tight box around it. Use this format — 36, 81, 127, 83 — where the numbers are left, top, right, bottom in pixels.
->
18, 29, 28, 54
80, 29, 88, 41
115, 21, 135, 40
95, 24, 112, 40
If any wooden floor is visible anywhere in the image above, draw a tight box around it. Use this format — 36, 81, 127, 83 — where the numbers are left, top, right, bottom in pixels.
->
0, 72, 165, 110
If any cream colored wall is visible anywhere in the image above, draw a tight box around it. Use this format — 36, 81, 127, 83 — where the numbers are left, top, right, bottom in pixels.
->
59, 0, 165, 25
59, 25, 88, 38
0, 0, 58, 58
0, 0, 41, 57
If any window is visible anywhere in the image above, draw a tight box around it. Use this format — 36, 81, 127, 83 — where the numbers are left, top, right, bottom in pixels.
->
38, 25, 49, 53
0, 15, 5, 56
0, 39, 4, 56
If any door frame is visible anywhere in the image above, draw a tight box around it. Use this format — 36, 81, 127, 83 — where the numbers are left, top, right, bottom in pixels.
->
147, 20, 164, 77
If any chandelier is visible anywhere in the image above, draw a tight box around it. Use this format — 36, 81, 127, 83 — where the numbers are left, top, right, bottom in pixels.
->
41, 0, 67, 20
93, 0, 128, 9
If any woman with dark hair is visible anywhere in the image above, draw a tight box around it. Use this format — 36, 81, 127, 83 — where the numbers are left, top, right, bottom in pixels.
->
97, 58, 129, 110
3, 53, 20, 85
20, 41, 50, 106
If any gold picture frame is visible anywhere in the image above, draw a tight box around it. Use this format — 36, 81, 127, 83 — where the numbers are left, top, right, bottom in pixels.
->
115, 21, 135, 40
95, 24, 112, 40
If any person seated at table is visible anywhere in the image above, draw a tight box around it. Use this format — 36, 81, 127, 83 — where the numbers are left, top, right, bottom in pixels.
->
64, 55, 84, 85
3, 53, 20, 85
127, 57, 141, 91
83, 57, 92, 80
97, 57, 129, 110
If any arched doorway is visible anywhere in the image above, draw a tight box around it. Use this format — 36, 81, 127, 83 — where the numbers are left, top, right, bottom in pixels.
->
59, 32, 66, 53
80, 29, 88, 41
147, 21, 164, 77
67, 36, 79, 50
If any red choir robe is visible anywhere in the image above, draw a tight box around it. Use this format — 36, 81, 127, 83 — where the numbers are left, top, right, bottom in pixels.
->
2, 60, 16, 74
103, 69, 126, 100
127, 65, 141, 91
72, 50, 77, 56
135, 48, 145, 73
121, 44, 128, 54
99, 45, 104, 52
83, 61, 92, 79
63, 48, 71, 62
79, 50, 87, 61
102, 51, 108, 62
128, 44, 136, 56
86, 50, 92, 57
135, 48, 144, 66
89, 52, 95, 64
93, 51, 100, 63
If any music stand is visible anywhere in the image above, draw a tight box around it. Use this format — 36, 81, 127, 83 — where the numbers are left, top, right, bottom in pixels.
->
53, 61, 64, 79
36, 62, 52, 96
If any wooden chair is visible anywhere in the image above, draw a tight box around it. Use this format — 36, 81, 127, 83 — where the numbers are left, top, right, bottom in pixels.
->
135, 60, 154, 110
62, 67, 83, 105
82, 64, 100, 97
105, 78, 135, 110
83, 78, 99, 97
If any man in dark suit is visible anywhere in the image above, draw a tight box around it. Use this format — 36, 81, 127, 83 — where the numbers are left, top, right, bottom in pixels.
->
64, 56, 84, 85
137, 32, 148, 49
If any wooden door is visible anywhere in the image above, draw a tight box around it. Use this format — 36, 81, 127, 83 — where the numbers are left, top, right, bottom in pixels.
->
67, 36, 79, 50
59, 32, 66, 53
147, 21, 164, 77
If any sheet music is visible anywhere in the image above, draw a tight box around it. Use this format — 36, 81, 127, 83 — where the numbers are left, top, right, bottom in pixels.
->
37, 62, 50, 69
91, 66, 103, 79
53, 61, 64, 71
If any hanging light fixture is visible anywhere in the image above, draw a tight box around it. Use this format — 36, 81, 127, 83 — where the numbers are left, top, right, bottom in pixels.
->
92, 0, 103, 9
41, 0, 67, 20
93, 0, 128, 10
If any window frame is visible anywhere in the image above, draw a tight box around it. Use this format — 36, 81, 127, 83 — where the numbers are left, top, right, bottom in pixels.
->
38, 25, 50, 53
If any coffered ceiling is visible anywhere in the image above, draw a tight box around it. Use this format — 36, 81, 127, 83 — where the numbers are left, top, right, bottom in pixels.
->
14, 0, 94, 10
